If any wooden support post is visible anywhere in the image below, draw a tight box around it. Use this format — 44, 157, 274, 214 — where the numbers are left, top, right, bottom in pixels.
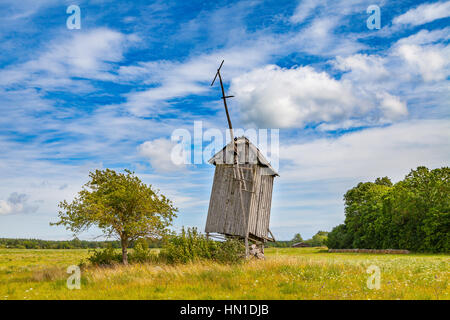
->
206, 232, 210, 241
245, 236, 249, 257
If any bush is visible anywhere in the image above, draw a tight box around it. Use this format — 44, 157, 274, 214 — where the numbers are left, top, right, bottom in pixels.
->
86, 229, 246, 266
129, 238, 158, 263
87, 239, 159, 265
160, 227, 245, 264
87, 246, 122, 266
214, 238, 245, 264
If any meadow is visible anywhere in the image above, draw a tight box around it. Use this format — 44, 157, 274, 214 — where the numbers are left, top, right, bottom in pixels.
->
0, 247, 448, 300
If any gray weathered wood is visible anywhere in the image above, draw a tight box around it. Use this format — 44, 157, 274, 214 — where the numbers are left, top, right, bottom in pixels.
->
205, 137, 277, 243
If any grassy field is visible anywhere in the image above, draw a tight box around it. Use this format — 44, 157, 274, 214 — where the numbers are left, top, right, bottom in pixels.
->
0, 247, 448, 300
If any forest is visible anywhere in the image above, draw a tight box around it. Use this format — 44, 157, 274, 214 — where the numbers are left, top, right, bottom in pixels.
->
327, 166, 449, 253
0, 238, 163, 249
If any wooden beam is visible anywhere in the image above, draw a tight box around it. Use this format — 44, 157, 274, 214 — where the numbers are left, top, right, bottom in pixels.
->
267, 228, 276, 242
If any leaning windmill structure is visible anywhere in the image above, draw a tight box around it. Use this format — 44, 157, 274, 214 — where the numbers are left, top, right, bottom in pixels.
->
205, 60, 278, 257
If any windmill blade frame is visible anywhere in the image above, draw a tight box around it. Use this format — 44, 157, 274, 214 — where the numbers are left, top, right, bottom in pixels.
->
210, 60, 250, 256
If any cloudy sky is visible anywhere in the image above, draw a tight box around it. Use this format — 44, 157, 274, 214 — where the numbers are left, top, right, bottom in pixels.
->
0, 0, 449, 240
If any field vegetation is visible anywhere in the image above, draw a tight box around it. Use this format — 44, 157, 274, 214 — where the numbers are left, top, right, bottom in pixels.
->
0, 247, 448, 300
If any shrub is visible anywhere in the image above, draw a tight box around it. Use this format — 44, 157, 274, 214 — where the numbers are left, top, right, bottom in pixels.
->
87, 246, 122, 266
129, 238, 158, 263
214, 238, 245, 264
160, 227, 245, 264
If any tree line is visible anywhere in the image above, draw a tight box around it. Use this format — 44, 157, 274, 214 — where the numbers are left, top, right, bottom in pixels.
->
0, 238, 163, 249
1, 233, 328, 250
326, 166, 449, 253
266, 231, 329, 247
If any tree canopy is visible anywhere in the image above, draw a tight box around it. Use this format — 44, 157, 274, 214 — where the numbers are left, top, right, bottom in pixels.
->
292, 233, 303, 243
304, 231, 329, 247
52, 169, 178, 264
326, 167, 449, 253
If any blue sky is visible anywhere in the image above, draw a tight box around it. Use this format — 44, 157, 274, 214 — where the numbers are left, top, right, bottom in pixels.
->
0, 0, 449, 240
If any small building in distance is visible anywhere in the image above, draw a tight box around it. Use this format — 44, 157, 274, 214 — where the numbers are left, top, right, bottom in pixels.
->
292, 242, 311, 248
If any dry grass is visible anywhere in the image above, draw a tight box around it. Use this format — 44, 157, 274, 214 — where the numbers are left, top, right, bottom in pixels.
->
0, 248, 448, 300
32, 267, 67, 282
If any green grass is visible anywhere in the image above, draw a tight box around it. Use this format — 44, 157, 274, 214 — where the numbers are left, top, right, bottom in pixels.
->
0, 247, 448, 300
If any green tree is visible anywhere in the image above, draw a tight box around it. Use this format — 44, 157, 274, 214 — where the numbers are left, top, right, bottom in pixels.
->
292, 233, 303, 243
383, 167, 449, 252
343, 179, 392, 249
375, 176, 393, 187
51, 169, 177, 264
327, 167, 449, 253
306, 231, 329, 247
326, 224, 351, 249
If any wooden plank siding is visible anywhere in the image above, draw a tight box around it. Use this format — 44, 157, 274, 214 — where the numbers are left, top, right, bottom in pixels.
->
205, 163, 275, 241
247, 165, 261, 236
254, 175, 274, 239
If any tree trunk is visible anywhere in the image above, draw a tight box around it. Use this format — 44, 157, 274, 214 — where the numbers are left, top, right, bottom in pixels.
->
121, 238, 129, 265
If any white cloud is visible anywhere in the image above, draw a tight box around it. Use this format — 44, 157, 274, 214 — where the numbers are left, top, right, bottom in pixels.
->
289, 16, 365, 57
280, 119, 450, 182
395, 28, 450, 46
138, 138, 186, 172
230, 65, 359, 128
316, 119, 366, 131
377, 92, 408, 120
229, 64, 409, 128
393, 43, 449, 82
0, 28, 135, 89
393, 1, 450, 26
121, 39, 279, 116
287, 0, 372, 57
368, 28, 450, 84
33, 28, 128, 80
290, 0, 321, 24
329, 29, 449, 126
333, 54, 389, 81
1, 0, 58, 19
0, 192, 39, 215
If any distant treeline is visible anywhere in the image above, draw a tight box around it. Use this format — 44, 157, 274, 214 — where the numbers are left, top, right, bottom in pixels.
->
1, 235, 326, 250
266, 231, 329, 247
327, 166, 449, 253
265, 241, 292, 248
0, 238, 163, 249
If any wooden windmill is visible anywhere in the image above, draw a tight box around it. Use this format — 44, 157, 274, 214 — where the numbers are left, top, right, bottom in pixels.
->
205, 60, 278, 257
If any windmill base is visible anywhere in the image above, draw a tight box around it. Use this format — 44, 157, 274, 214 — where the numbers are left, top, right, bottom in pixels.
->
249, 243, 265, 259
206, 232, 269, 259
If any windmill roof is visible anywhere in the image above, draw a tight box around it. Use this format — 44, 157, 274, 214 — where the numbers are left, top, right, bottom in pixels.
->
208, 136, 279, 176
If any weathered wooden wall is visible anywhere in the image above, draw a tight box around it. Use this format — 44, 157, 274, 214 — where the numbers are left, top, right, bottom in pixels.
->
248, 175, 274, 239
205, 163, 274, 240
